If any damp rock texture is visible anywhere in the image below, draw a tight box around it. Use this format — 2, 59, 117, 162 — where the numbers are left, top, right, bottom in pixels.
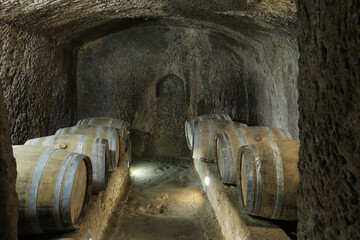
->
76, 25, 249, 157
0, 1, 299, 236
0, 0, 296, 44
76, 18, 299, 157
0, 0, 299, 150
0, 85, 18, 240
0, 22, 76, 144
297, 0, 360, 239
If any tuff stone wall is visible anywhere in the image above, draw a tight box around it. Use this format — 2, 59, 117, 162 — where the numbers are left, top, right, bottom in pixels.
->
0, 0, 296, 44
0, 85, 18, 240
0, 22, 76, 144
76, 25, 249, 157
0, 1, 299, 152
0, 0, 300, 238
76, 21, 299, 157
297, 0, 360, 239
239, 30, 299, 138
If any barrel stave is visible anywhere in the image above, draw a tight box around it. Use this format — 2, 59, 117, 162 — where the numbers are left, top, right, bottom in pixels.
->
193, 119, 247, 162
25, 134, 109, 193
215, 134, 225, 181
276, 140, 299, 220
55, 125, 119, 171
16, 147, 45, 234
14, 146, 93, 234
77, 117, 130, 155
185, 114, 233, 150
238, 140, 299, 221
255, 143, 278, 218
215, 127, 292, 185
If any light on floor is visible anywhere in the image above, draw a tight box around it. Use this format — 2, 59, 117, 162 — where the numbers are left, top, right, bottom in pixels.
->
130, 163, 151, 180
205, 176, 210, 186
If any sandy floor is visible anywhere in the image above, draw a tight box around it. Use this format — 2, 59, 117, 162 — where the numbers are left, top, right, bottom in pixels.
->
103, 157, 223, 240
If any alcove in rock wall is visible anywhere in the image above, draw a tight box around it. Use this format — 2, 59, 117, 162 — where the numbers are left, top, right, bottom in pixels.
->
76, 21, 299, 157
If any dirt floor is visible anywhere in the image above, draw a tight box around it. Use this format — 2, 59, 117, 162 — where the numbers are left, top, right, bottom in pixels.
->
103, 157, 224, 240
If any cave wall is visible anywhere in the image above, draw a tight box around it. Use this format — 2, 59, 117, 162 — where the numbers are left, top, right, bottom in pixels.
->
297, 0, 360, 239
76, 25, 249, 157
0, 1, 296, 45
0, 0, 299, 155
0, 22, 76, 144
230, 30, 299, 138
0, 85, 18, 239
77, 22, 299, 158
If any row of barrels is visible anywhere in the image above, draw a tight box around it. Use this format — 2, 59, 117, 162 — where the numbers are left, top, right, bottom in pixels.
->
185, 114, 299, 221
14, 117, 130, 234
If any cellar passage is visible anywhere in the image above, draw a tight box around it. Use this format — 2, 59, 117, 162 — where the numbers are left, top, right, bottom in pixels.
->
0, 1, 359, 240
76, 21, 299, 158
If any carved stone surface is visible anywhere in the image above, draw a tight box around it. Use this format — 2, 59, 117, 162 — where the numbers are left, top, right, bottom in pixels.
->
0, 1, 301, 237
0, 85, 18, 240
76, 23, 299, 157
76, 25, 250, 157
157, 74, 185, 98
0, 22, 76, 144
0, 0, 296, 44
297, 0, 360, 239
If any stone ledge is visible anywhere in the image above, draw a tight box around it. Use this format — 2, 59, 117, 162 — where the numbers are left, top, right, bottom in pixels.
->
193, 158, 291, 240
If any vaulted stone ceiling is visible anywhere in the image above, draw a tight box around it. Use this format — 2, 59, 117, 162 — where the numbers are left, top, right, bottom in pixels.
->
0, 0, 296, 44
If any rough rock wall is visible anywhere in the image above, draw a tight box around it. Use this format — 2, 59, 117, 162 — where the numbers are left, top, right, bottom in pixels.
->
0, 85, 18, 240
77, 25, 248, 157
0, 22, 76, 144
240, 31, 299, 138
77, 20, 299, 158
0, 0, 299, 150
297, 0, 360, 239
0, 0, 296, 44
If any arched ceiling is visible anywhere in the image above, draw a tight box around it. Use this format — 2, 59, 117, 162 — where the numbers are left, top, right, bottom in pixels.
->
0, 0, 296, 44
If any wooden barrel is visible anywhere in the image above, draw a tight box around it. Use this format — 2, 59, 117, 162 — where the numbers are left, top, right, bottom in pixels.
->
25, 134, 110, 193
55, 125, 120, 171
192, 119, 247, 161
14, 145, 92, 234
214, 127, 292, 184
185, 114, 232, 150
238, 140, 299, 221
76, 117, 130, 155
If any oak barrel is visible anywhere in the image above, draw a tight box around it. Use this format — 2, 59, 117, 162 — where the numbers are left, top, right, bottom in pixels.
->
185, 114, 232, 150
25, 134, 109, 193
14, 145, 92, 234
55, 125, 120, 171
192, 119, 247, 161
238, 140, 300, 220
76, 117, 130, 155
214, 127, 292, 184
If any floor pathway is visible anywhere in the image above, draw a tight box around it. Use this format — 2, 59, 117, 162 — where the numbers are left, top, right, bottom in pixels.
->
104, 157, 223, 240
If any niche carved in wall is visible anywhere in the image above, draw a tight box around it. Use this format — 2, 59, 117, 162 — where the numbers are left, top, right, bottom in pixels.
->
156, 74, 185, 98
